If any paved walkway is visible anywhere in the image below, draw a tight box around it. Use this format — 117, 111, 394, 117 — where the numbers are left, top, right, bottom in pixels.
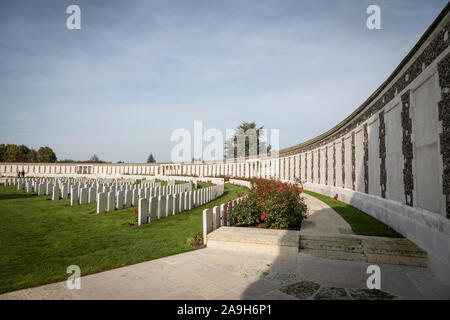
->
1, 248, 449, 300
301, 193, 353, 235
1, 193, 449, 300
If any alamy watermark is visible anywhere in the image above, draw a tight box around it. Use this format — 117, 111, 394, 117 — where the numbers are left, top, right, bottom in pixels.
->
367, 5, 381, 30
170, 121, 279, 162
366, 265, 381, 289
66, 4, 81, 30
66, 265, 81, 290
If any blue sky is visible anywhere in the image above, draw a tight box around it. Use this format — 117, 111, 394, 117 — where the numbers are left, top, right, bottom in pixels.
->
0, 0, 447, 162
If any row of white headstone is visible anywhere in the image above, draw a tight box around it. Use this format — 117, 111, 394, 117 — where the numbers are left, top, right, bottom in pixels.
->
202, 196, 244, 244
131, 183, 225, 226
7, 177, 197, 210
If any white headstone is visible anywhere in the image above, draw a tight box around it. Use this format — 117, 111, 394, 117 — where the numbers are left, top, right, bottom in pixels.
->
138, 198, 148, 226
97, 192, 106, 214
107, 192, 115, 212
149, 196, 158, 222
158, 195, 166, 219
203, 208, 212, 244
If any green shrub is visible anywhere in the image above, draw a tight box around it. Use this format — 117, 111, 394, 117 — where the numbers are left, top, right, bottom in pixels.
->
229, 179, 307, 230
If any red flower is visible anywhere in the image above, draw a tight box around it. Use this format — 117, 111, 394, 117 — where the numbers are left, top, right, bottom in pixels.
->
134, 209, 138, 214
261, 212, 266, 221
333, 194, 338, 200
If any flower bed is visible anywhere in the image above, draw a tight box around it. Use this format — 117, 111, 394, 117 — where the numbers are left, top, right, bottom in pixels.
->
227, 178, 307, 230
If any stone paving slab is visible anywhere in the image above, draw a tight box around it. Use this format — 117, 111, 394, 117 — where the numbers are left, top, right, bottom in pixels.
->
1, 248, 449, 300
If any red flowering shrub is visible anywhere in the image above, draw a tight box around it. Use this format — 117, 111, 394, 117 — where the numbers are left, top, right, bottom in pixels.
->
229, 178, 307, 230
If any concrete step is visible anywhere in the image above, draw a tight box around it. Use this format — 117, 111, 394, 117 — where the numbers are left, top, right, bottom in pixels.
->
206, 226, 301, 255
299, 249, 367, 262
299, 233, 428, 267
300, 239, 364, 253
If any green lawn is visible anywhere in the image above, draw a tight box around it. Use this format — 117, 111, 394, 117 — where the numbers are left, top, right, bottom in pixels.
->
0, 183, 247, 294
303, 190, 401, 238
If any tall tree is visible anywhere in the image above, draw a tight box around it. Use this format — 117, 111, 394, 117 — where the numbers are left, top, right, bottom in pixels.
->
89, 154, 101, 163
147, 154, 156, 163
0, 144, 6, 162
3, 144, 31, 162
225, 122, 271, 159
37, 146, 57, 163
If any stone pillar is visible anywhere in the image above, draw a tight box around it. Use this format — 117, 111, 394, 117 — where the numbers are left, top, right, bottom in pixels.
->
46, 183, 53, 196
226, 201, 233, 226
52, 185, 59, 200
149, 197, 158, 222
138, 198, 148, 226
174, 194, 180, 214
166, 194, 173, 216
125, 190, 132, 208
212, 205, 221, 230
158, 195, 166, 219
202, 208, 212, 244
88, 187, 95, 203
80, 188, 88, 204
185, 191, 192, 211
70, 187, 78, 206
97, 192, 106, 214
61, 184, 68, 199
107, 192, 115, 212
132, 189, 138, 207
116, 191, 124, 209
37, 183, 44, 196
220, 203, 227, 227
180, 192, 186, 212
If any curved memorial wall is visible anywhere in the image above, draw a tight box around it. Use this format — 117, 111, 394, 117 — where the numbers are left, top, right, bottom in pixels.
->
1, 5, 449, 282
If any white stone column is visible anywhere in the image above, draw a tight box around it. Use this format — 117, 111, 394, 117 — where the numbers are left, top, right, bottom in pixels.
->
37, 183, 44, 196
88, 187, 95, 203
166, 194, 173, 216
52, 185, 59, 200
220, 203, 227, 227
107, 192, 115, 212
202, 208, 212, 244
61, 184, 68, 199
80, 188, 88, 204
97, 192, 106, 214
158, 195, 166, 219
138, 198, 148, 226
149, 197, 158, 222
125, 190, 132, 208
213, 205, 220, 230
70, 187, 78, 206
116, 191, 124, 209
173, 194, 179, 214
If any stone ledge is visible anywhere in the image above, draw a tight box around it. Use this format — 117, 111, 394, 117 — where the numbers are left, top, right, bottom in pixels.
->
300, 232, 428, 267
207, 226, 300, 255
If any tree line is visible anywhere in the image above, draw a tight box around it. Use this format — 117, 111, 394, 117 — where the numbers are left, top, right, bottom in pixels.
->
0, 144, 57, 163
0, 144, 158, 164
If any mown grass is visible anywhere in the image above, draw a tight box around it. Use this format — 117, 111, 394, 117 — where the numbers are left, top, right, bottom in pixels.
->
0, 183, 247, 294
304, 190, 402, 238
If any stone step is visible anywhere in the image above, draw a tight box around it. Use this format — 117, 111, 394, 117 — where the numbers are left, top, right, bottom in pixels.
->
207, 226, 301, 255
299, 249, 367, 262
299, 233, 428, 267
300, 239, 364, 253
